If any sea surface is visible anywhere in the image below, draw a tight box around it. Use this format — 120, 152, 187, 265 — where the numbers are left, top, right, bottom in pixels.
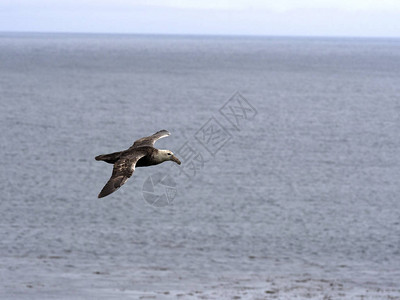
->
1, 33, 400, 299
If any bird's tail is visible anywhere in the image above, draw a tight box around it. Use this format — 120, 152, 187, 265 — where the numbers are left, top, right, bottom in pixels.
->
95, 151, 123, 164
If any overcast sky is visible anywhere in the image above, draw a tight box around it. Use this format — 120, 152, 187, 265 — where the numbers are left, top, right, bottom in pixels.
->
1, 0, 399, 37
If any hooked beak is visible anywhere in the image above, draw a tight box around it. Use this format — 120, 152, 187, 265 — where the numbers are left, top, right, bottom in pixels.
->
171, 155, 181, 165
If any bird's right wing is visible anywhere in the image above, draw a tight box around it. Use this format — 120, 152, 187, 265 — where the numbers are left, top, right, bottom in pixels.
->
98, 150, 147, 198
131, 130, 170, 148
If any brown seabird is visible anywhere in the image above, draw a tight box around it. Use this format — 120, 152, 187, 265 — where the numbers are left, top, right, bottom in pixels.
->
95, 130, 181, 198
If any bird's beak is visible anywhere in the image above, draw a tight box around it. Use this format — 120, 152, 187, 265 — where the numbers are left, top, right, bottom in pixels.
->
171, 155, 181, 165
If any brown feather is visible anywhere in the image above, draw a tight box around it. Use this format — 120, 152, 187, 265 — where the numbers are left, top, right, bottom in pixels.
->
97, 150, 147, 198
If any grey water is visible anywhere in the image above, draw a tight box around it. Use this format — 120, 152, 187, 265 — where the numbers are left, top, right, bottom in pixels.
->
1, 33, 400, 298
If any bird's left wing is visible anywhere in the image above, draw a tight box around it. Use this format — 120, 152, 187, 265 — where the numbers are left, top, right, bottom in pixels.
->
98, 149, 147, 198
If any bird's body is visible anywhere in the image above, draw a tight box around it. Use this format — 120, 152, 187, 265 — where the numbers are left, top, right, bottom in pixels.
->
95, 130, 181, 198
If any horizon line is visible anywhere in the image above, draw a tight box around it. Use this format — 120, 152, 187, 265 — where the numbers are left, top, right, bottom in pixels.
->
1, 30, 399, 40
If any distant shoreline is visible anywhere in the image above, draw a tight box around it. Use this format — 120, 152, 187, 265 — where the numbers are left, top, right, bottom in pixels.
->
1, 31, 399, 40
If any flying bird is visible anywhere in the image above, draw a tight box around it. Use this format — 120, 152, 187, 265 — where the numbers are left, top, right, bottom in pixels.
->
95, 130, 181, 198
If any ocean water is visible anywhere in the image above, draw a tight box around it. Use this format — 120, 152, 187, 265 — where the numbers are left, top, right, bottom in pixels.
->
0, 33, 400, 299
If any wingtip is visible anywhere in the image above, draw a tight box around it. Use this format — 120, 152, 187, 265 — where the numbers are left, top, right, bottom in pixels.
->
158, 129, 170, 135
98, 191, 109, 199
98, 185, 111, 198
98, 187, 112, 198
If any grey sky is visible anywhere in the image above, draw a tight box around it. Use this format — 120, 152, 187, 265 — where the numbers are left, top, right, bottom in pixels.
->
1, 0, 399, 37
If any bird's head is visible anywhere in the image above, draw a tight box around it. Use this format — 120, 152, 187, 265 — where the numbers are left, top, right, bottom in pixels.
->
159, 149, 181, 165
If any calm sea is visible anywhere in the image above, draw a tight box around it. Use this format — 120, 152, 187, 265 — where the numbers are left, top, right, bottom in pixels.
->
1, 33, 399, 298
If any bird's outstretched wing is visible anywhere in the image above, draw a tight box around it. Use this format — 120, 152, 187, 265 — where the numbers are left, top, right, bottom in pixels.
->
131, 130, 170, 148
98, 150, 147, 198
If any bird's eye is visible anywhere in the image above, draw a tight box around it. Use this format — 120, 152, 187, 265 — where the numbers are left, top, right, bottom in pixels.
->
168, 153, 172, 155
